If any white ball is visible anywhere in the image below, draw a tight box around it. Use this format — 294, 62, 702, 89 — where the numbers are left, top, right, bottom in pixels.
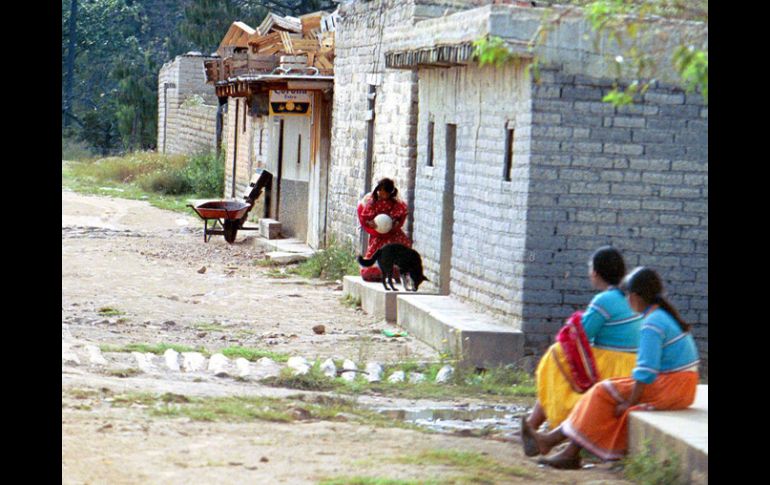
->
373, 214, 393, 234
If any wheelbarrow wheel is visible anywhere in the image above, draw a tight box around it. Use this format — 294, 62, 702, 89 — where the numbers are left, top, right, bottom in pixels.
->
223, 220, 239, 243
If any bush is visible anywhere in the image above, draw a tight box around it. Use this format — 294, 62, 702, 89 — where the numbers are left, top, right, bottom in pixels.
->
182, 150, 224, 197
137, 170, 190, 195
62, 135, 96, 161
290, 240, 359, 281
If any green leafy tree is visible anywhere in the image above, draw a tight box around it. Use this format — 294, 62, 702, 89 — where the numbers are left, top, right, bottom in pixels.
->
472, 1, 707, 106
532, 0, 708, 105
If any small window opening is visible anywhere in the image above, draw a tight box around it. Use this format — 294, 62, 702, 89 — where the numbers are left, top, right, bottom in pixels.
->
503, 128, 514, 181
427, 121, 435, 167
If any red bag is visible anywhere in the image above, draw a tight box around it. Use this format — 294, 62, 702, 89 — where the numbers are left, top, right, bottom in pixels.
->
555, 311, 600, 393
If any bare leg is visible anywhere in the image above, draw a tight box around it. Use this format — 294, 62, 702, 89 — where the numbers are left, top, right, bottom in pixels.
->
532, 426, 569, 456
527, 401, 547, 431
537, 440, 583, 469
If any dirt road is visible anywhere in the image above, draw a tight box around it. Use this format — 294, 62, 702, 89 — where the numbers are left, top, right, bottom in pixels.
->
62, 189, 630, 484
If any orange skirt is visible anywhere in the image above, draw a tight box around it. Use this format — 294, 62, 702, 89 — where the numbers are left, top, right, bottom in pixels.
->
561, 371, 698, 460
536, 344, 637, 428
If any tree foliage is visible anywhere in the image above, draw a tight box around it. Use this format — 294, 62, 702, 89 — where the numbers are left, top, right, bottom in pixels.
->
62, 0, 340, 155
532, 0, 708, 105
472, 1, 707, 106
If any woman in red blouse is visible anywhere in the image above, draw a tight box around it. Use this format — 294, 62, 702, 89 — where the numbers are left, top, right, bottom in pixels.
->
357, 178, 412, 281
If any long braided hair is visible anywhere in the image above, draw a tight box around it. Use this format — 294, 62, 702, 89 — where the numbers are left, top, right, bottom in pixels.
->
621, 267, 690, 332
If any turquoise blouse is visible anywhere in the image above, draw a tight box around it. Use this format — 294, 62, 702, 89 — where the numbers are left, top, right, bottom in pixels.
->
632, 307, 700, 384
582, 288, 643, 352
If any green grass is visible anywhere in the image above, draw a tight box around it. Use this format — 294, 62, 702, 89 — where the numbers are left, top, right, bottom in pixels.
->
340, 294, 362, 309
391, 449, 537, 482
62, 149, 224, 214
262, 360, 536, 401
220, 346, 290, 363
97, 307, 124, 316
103, 368, 142, 378
99, 342, 289, 363
100, 391, 419, 431
287, 240, 359, 281
99, 342, 203, 355
622, 440, 683, 485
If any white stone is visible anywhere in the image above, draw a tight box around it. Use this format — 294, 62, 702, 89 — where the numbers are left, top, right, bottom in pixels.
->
182, 352, 207, 372
62, 342, 80, 365
208, 353, 230, 376
387, 370, 405, 383
132, 352, 155, 373
408, 372, 426, 384
365, 362, 383, 382
86, 345, 108, 366
435, 365, 454, 383
235, 358, 251, 378
287, 356, 310, 375
320, 358, 337, 378
163, 349, 181, 371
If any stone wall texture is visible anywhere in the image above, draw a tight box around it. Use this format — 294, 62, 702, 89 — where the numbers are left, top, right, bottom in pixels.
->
414, 62, 532, 326
328, 0, 480, 251
522, 67, 708, 358
157, 54, 219, 156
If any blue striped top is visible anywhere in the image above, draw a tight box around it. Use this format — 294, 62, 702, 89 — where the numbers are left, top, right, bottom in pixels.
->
582, 288, 643, 352
632, 307, 700, 384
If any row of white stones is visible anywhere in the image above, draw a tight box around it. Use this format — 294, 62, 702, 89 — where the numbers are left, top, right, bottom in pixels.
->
62, 340, 455, 384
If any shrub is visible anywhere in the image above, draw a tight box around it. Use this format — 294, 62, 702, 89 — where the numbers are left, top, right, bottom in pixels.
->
290, 240, 359, 281
137, 169, 190, 195
182, 150, 224, 197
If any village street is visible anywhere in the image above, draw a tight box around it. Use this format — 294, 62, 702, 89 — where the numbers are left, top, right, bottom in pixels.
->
61, 188, 630, 484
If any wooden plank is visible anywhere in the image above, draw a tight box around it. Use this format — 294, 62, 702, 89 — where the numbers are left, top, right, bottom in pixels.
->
280, 31, 294, 54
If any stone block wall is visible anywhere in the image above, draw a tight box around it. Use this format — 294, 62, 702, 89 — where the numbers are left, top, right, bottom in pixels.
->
414, 63, 532, 326
522, 66, 708, 357
328, 0, 481, 250
157, 54, 219, 156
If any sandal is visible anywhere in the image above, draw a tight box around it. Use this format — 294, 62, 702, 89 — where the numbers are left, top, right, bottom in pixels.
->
520, 415, 540, 457
537, 454, 582, 470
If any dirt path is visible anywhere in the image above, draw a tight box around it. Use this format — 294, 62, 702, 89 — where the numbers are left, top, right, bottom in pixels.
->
62, 189, 630, 484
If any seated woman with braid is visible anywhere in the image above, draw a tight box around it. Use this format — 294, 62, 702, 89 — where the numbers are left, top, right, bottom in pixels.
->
521, 246, 642, 456
527, 267, 700, 469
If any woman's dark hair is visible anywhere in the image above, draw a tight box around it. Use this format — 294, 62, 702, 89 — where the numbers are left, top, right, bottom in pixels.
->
590, 246, 626, 286
620, 266, 690, 332
372, 178, 398, 201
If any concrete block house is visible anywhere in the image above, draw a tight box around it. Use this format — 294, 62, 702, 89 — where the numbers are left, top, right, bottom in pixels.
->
327, 0, 708, 361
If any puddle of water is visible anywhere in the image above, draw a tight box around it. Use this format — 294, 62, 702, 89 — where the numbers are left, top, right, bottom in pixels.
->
375, 404, 528, 439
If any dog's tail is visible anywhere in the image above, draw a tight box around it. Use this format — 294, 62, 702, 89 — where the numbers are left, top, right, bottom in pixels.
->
357, 249, 381, 267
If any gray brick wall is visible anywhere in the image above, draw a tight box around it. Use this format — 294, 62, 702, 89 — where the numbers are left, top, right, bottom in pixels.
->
328, 0, 481, 250
524, 67, 708, 358
158, 54, 218, 156
414, 63, 532, 326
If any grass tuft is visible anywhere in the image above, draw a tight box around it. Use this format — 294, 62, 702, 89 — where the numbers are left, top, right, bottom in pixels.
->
622, 440, 683, 485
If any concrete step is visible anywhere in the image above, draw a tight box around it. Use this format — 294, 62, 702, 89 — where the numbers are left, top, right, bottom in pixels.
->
396, 295, 524, 368
343, 275, 438, 323
628, 384, 708, 485
254, 237, 316, 263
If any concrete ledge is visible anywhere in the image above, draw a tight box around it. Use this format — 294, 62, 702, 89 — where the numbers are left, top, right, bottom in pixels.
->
628, 385, 708, 485
259, 218, 282, 239
343, 276, 437, 323
397, 295, 524, 368
254, 237, 315, 256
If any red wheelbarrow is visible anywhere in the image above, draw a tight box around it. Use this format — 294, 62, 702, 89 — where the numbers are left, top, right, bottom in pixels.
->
188, 169, 273, 243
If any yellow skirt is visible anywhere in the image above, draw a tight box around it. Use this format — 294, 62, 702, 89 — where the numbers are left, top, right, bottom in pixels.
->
535, 344, 637, 428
